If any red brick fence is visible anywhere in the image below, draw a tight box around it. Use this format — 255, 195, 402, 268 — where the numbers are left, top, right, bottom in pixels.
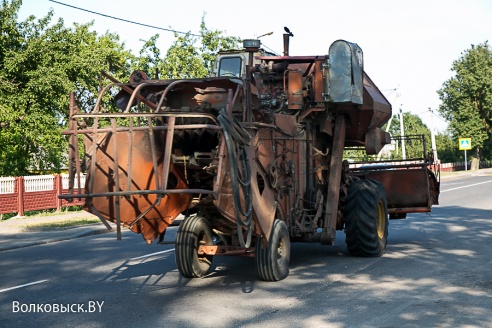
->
439, 160, 492, 172
0, 174, 85, 217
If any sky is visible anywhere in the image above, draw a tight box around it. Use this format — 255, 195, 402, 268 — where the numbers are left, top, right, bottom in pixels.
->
17, 0, 492, 132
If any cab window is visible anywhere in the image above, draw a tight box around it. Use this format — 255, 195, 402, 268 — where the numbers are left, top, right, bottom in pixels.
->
218, 57, 242, 77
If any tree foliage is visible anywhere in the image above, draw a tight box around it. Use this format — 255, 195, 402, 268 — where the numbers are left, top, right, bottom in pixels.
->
0, 0, 132, 176
435, 132, 460, 163
438, 42, 492, 159
384, 112, 431, 160
136, 16, 241, 79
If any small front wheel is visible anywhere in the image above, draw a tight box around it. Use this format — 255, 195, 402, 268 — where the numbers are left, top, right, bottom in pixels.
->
255, 219, 290, 281
175, 215, 213, 278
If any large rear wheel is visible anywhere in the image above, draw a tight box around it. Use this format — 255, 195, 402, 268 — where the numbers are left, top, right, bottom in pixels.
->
255, 219, 290, 281
175, 215, 213, 278
343, 179, 388, 257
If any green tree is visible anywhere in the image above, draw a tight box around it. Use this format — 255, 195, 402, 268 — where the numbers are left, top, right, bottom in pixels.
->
133, 34, 161, 79
157, 16, 241, 79
438, 42, 492, 160
384, 112, 431, 160
0, 0, 132, 176
435, 132, 460, 163
131, 16, 240, 80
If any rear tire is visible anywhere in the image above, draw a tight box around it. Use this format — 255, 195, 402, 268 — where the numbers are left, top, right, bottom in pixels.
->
343, 179, 388, 257
256, 219, 290, 281
175, 215, 213, 278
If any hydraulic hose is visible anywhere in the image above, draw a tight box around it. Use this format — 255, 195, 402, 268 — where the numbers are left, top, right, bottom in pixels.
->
218, 109, 253, 248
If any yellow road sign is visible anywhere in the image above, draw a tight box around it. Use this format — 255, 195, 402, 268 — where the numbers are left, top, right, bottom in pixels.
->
459, 138, 471, 150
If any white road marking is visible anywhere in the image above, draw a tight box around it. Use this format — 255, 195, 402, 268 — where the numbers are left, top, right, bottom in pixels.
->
129, 248, 175, 261
0, 279, 49, 293
441, 180, 492, 193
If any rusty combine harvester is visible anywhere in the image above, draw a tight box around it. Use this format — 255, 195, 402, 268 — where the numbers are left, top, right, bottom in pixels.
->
60, 32, 440, 281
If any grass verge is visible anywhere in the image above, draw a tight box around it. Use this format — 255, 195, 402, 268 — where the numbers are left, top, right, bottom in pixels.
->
1, 206, 84, 221
24, 218, 101, 228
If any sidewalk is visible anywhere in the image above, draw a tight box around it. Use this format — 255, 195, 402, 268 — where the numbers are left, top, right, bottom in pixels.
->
440, 167, 492, 181
1, 167, 491, 252
0, 211, 115, 252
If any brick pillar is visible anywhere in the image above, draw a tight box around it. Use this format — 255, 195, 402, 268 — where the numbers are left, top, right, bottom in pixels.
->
56, 174, 62, 212
17, 177, 25, 217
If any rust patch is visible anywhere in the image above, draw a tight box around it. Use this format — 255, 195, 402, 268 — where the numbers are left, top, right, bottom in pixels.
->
83, 130, 191, 244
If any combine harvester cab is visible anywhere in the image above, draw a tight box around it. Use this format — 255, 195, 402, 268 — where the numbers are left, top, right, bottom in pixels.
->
60, 33, 439, 281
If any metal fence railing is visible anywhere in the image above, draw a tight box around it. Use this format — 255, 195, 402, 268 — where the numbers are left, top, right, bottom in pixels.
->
23, 175, 54, 192
0, 177, 15, 194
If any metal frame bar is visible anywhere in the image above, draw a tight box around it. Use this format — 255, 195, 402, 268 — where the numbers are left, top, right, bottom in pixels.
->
59, 189, 216, 199
111, 118, 122, 240
161, 116, 175, 192
322, 114, 347, 244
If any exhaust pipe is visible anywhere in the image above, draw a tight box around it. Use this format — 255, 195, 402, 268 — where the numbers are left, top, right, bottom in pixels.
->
283, 27, 294, 56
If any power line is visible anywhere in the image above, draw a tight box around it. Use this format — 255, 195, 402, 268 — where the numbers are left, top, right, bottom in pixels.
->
430, 110, 447, 123
416, 108, 448, 125
261, 43, 280, 56
381, 87, 398, 97
48, 1, 287, 58
48, 0, 200, 36
49, 1, 287, 55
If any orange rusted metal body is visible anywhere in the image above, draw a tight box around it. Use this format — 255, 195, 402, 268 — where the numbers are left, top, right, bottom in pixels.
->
81, 129, 192, 243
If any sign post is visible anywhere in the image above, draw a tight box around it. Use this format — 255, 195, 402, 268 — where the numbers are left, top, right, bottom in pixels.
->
458, 138, 472, 171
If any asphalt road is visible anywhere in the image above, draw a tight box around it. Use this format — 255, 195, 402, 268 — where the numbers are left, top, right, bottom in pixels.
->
1, 172, 491, 328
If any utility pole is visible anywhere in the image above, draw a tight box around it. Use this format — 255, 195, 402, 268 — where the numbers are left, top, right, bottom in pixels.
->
399, 108, 406, 160
429, 108, 439, 164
